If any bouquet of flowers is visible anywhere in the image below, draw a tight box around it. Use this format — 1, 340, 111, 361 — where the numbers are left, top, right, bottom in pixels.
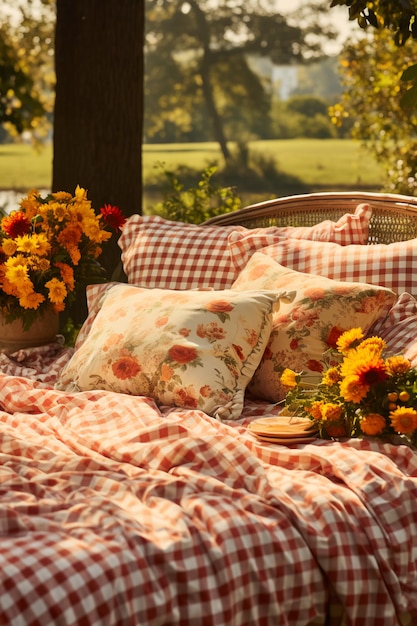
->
280, 327, 417, 446
0, 186, 125, 330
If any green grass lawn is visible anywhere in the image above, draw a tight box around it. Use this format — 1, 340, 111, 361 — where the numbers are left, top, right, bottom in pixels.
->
0, 139, 384, 195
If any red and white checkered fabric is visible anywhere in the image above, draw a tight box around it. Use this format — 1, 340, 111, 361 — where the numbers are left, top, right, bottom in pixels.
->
0, 367, 416, 625
119, 215, 247, 290
119, 208, 371, 292
229, 237, 417, 299
370, 292, 417, 360
227, 202, 372, 250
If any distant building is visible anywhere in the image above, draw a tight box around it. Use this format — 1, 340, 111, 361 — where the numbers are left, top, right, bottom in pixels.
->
246, 54, 341, 101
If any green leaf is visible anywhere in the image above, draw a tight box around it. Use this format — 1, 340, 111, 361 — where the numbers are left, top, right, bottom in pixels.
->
400, 83, 417, 108
401, 63, 417, 82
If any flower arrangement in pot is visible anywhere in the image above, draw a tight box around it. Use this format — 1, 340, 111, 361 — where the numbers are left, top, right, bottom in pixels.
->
0, 185, 125, 340
280, 327, 417, 447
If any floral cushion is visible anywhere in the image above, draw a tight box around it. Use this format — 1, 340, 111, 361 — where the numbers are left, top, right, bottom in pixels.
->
231, 253, 397, 402
229, 236, 417, 299
118, 208, 371, 291
55, 284, 275, 420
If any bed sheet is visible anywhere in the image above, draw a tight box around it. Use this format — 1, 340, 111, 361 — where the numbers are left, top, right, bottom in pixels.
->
0, 349, 416, 625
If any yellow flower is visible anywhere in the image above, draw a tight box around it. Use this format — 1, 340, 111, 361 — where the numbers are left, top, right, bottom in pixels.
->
321, 403, 343, 421
360, 413, 386, 436
336, 327, 364, 353
390, 407, 417, 434
0, 186, 123, 330
358, 336, 386, 355
306, 401, 324, 420
339, 374, 369, 403
322, 367, 340, 386
2, 239, 17, 256
45, 277, 67, 305
280, 368, 299, 388
385, 355, 411, 375
16, 233, 51, 257
19, 290, 45, 310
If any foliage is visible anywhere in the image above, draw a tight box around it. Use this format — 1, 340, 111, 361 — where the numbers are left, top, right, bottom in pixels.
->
149, 164, 241, 224
145, 0, 336, 160
0, 186, 125, 330
281, 327, 417, 447
329, 0, 417, 106
0, 0, 55, 142
330, 29, 417, 194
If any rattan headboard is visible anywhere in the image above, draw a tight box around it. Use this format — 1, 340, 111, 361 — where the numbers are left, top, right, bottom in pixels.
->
203, 191, 417, 244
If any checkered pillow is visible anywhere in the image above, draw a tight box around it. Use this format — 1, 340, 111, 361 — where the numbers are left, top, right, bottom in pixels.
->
230, 237, 417, 299
119, 208, 371, 291
227, 203, 372, 254
370, 292, 417, 361
119, 215, 247, 290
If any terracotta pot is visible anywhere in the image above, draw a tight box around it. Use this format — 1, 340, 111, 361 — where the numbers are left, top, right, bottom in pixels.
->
0, 309, 59, 354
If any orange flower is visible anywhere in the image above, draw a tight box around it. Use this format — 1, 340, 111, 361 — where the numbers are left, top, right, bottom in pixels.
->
168, 344, 198, 364
206, 299, 234, 313
112, 355, 141, 380
360, 413, 386, 436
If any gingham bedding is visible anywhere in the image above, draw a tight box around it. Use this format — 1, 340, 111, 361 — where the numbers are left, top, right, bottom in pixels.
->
0, 352, 416, 626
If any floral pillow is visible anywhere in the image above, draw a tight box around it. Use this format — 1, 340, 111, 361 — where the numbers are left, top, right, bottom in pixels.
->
231, 253, 397, 403
55, 284, 275, 420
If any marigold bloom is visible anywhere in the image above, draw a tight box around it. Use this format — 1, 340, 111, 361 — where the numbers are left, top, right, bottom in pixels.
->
306, 401, 324, 420
358, 336, 386, 355
321, 403, 343, 421
280, 368, 299, 388
385, 355, 411, 375
322, 367, 340, 386
389, 407, 417, 434
360, 413, 386, 436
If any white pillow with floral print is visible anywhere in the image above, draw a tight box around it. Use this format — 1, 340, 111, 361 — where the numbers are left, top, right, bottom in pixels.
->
231, 253, 397, 403
55, 284, 275, 420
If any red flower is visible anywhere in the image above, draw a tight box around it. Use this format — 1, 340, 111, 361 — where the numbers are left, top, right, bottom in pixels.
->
232, 344, 245, 360
326, 326, 346, 350
307, 359, 324, 373
168, 345, 198, 364
100, 204, 126, 231
290, 338, 299, 350
2, 211, 31, 238
112, 355, 141, 379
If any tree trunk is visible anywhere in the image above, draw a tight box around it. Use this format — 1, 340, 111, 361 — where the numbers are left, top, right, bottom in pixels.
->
53, 0, 144, 326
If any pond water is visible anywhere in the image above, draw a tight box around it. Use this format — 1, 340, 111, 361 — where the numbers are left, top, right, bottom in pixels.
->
0, 189, 50, 214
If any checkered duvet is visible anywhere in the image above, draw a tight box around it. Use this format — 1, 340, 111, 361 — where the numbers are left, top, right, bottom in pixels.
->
0, 363, 416, 626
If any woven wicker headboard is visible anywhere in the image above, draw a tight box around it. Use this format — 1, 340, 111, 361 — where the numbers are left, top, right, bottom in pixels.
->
203, 191, 417, 244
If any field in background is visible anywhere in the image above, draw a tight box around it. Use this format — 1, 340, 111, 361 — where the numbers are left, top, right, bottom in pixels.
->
0, 139, 384, 207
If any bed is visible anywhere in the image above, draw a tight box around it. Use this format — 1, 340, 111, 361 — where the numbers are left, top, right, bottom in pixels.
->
1, 191, 417, 626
